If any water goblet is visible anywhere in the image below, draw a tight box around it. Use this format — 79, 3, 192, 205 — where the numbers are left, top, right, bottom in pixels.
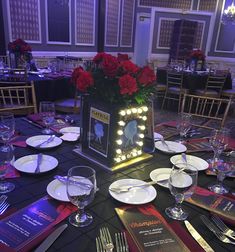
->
39, 101, 55, 134
66, 166, 96, 227
0, 113, 15, 152
0, 144, 15, 193
177, 113, 192, 143
208, 128, 230, 169
165, 163, 198, 220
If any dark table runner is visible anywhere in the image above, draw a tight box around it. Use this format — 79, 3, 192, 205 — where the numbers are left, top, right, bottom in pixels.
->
1, 117, 234, 251
157, 67, 232, 91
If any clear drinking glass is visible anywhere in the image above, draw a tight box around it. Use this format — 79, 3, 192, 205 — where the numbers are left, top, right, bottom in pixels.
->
208, 128, 229, 169
66, 166, 96, 227
39, 101, 55, 134
165, 163, 198, 220
0, 113, 15, 152
0, 144, 15, 193
177, 113, 192, 143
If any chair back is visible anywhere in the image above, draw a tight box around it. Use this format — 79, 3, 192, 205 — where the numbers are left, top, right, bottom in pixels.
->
0, 55, 9, 67
0, 81, 37, 115
166, 71, 183, 89
205, 72, 227, 96
181, 94, 231, 129
0, 68, 27, 82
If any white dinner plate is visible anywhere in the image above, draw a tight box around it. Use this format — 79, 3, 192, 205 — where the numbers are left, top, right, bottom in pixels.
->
170, 154, 209, 171
59, 127, 80, 135
150, 168, 172, 188
154, 132, 163, 140
26, 135, 62, 149
155, 140, 187, 154
47, 179, 69, 202
14, 154, 58, 174
60, 133, 79, 142
109, 179, 157, 205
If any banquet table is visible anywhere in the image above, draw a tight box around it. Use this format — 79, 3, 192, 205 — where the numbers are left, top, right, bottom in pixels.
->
0, 117, 234, 252
157, 67, 232, 91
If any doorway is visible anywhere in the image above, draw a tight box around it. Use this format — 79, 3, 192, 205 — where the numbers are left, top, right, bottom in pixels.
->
134, 13, 151, 67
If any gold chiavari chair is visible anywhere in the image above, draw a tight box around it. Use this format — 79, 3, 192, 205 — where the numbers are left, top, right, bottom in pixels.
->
0, 81, 37, 115
180, 94, 232, 130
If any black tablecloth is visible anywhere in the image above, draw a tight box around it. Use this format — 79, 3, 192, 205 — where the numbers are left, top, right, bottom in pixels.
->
157, 68, 232, 91
1, 118, 234, 251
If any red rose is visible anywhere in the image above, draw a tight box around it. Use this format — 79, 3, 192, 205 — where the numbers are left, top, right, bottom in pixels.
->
71, 66, 84, 83
76, 71, 94, 92
120, 60, 139, 74
102, 54, 119, 77
119, 74, 138, 95
137, 66, 156, 86
93, 52, 107, 64
117, 53, 129, 62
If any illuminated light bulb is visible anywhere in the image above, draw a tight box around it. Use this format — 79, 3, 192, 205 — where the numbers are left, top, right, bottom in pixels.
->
127, 154, 131, 158
126, 109, 131, 115
116, 139, 122, 145
137, 108, 142, 113
142, 116, 147, 121
142, 106, 148, 112
121, 155, 126, 160
132, 108, 137, 113
138, 141, 143, 146
137, 150, 142, 155
139, 125, 146, 130
139, 133, 144, 138
132, 152, 137, 157
116, 149, 122, 154
120, 110, 126, 116
116, 157, 121, 163
118, 121, 125, 126
117, 130, 123, 135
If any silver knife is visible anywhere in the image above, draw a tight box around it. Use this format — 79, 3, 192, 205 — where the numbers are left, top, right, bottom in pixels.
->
34, 224, 68, 252
184, 220, 214, 252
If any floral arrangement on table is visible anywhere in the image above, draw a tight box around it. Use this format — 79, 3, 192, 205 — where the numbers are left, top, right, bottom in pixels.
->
8, 38, 32, 67
71, 52, 156, 105
189, 49, 206, 61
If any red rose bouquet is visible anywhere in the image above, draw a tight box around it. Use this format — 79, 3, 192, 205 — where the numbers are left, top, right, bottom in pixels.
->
72, 52, 156, 105
8, 38, 32, 54
189, 49, 205, 61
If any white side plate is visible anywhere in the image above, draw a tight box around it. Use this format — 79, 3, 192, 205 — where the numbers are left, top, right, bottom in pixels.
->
47, 179, 69, 202
26, 135, 62, 149
170, 154, 209, 171
109, 179, 157, 205
14, 154, 58, 174
155, 140, 187, 154
150, 168, 172, 188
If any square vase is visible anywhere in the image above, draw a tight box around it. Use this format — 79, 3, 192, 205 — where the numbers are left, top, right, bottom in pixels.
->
78, 95, 153, 171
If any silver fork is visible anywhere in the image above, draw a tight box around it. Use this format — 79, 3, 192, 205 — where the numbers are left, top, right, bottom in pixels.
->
200, 215, 235, 245
0, 202, 10, 215
160, 139, 176, 153
115, 232, 129, 252
96, 236, 104, 252
0, 195, 8, 207
211, 215, 235, 241
100, 227, 114, 252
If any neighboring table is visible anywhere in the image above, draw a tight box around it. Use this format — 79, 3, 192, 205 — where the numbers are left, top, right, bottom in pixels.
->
157, 67, 232, 91
1, 117, 234, 251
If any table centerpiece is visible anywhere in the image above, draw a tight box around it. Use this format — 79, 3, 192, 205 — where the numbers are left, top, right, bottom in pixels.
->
188, 49, 206, 71
72, 52, 156, 171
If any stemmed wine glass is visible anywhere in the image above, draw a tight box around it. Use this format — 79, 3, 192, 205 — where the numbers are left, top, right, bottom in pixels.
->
177, 113, 192, 143
165, 163, 198, 220
0, 113, 15, 193
66, 166, 96, 227
39, 101, 55, 134
0, 113, 15, 152
208, 128, 229, 169
208, 128, 231, 194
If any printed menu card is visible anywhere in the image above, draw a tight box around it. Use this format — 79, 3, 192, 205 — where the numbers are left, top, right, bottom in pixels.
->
0, 196, 76, 251
185, 186, 235, 224
115, 204, 190, 252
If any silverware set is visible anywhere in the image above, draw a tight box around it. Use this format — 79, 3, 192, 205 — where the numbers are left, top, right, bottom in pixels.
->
200, 215, 235, 245
96, 227, 129, 252
0, 195, 10, 215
